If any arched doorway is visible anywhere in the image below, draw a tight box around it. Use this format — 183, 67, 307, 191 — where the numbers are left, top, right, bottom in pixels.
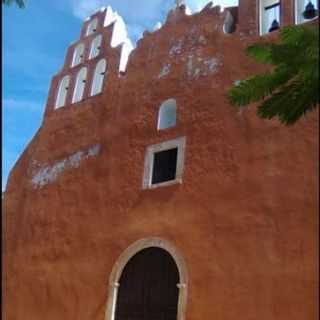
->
105, 237, 188, 320
115, 247, 179, 320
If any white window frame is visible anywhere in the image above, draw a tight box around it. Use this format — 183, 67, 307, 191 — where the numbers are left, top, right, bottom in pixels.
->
259, 0, 281, 36
295, 0, 319, 24
91, 59, 107, 96
142, 137, 186, 189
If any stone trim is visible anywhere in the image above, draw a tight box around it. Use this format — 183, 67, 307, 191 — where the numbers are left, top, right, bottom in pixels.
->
142, 136, 186, 189
104, 237, 188, 320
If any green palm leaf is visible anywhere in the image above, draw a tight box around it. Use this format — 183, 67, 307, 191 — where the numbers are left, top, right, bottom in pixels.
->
246, 43, 273, 64
228, 24, 319, 125
257, 79, 318, 125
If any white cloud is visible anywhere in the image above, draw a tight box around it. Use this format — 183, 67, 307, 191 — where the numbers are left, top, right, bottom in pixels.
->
69, 0, 239, 44
70, 0, 172, 20
71, 0, 106, 19
185, 0, 238, 12
70, 1, 239, 25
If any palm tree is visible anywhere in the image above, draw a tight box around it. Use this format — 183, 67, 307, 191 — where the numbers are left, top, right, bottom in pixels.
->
2, 0, 25, 8
228, 24, 319, 125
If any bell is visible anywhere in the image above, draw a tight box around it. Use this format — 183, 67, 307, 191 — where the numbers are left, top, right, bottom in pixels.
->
303, 1, 317, 19
269, 19, 280, 32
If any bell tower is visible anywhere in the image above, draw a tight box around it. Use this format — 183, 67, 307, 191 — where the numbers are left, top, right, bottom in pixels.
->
238, 0, 315, 36
238, 0, 259, 35
44, 6, 133, 120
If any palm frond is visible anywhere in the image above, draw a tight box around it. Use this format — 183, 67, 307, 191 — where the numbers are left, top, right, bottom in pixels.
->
257, 79, 319, 125
228, 67, 293, 107
270, 44, 302, 66
280, 24, 318, 46
228, 24, 319, 125
246, 43, 273, 64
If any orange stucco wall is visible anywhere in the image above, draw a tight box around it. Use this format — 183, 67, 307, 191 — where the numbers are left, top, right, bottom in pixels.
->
3, 3, 319, 320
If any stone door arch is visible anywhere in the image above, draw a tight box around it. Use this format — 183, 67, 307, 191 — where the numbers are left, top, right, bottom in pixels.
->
104, 237, 188, 320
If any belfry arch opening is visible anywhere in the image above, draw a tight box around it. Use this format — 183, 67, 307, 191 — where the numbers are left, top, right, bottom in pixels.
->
72, 67, 87, 103
105, 237, 188, 320
72, 43, 84, 67
86, 17, 98, 36
259, 0, 281, 35
91, 59, 107, 96
90, 34, 102, 59
55, 75, 70, 108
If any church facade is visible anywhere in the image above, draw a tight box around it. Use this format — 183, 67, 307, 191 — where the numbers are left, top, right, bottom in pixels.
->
3, 1, 318, 319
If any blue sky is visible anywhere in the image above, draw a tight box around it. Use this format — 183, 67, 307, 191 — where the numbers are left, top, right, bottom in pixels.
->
2, 0, 238, 191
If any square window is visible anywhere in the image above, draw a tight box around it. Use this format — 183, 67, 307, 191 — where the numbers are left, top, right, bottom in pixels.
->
143, 137, 186, 189
295, 0, 318, 25
260, 0, 280, 35
152, 148, 178, 184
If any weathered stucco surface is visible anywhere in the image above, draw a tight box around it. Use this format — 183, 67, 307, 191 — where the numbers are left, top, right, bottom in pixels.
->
3, 3, 319, 320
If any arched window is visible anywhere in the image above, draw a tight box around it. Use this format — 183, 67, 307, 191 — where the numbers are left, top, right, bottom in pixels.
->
55, 75, 70, 108
89, 34, 102, 59
295, 0, 318, 24
91, 59, 107, 96
259, 0, 281, 35
158, 98, 177, 130
86, 18, 98, 36
72, 43, 84, 67
72, 67, 87, 103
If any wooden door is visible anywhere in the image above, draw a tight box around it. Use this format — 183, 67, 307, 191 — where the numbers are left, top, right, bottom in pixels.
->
115, 247, 180, 320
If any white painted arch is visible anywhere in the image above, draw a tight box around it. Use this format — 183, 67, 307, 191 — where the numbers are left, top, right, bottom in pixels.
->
104, 237, 188, 320
72, 67, 87, 103
86, 17, 98, 36
72, 43, 84, 67
91, 59, 107, 96
89, 34, 102, 59
55, 75, 70, 109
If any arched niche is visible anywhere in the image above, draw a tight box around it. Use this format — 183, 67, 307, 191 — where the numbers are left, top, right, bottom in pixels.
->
105, 237, 188, 320
72, 67, 87, 103
89, 34, 102, 59
158, 98, 177, 130
72, 43, 85, 67
86, 17, 98, 36
91, 59, 107, 96
55, 75, 70, 109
